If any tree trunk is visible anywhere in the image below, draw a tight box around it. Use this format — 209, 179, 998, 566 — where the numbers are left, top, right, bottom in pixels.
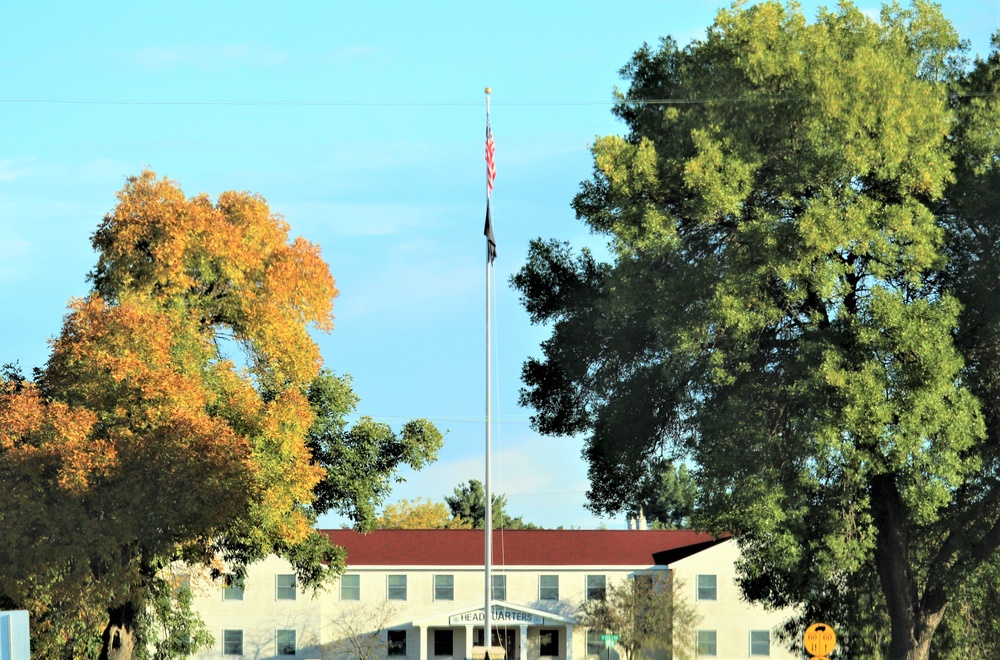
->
870, 475, 948, 659
100, 601, 139, 660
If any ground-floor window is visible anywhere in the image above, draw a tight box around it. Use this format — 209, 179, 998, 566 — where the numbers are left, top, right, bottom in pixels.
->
697, 630, 717, 656
434, 630, 454, 656
539, 629, 559, 657
223, 629, 243, 655
750, 630, 770, 656
277, 629, 296, 656
389, 629, 407, 656
586, 630, 604, 657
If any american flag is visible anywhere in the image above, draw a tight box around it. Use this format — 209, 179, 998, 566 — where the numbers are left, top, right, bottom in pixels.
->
485, 116, 496, 194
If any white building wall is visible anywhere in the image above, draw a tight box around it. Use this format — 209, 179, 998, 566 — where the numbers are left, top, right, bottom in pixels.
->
669, 540, 797, 659
188, 539, 794, 660
192, 555, 325, 659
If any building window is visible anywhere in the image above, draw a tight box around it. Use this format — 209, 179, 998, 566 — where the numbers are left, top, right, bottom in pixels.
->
750, 630, 770, 656
388, 575, 407, 601
172, 573, 191, 596
223, 629, 243, 656
341, 574, 360, 601
586, 630, 604, 657
697, 630, 717, 656
539, 629, 560, 657
492, 574, 506, 601
434, 575, 454, 601
223, 578, 244, 601
586, 575, 606, 600
539, 575, 559, 601
696, 574, 717, 601
276, 574, 297, 600
277, 629, 296, 656
434, 630, 454, 656
388, 629, 407, 656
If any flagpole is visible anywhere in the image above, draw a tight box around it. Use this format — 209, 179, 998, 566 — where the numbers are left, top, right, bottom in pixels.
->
483, 85, 494, 658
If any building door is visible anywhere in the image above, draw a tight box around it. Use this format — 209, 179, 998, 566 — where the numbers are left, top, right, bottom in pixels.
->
475, 627, 517, 660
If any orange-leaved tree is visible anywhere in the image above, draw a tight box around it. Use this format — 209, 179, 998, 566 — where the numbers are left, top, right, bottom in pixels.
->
0, 171, 442, 660
376, 497, 474, 529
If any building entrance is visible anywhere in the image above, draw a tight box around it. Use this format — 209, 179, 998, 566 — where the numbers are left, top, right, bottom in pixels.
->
475, 627, 517, 660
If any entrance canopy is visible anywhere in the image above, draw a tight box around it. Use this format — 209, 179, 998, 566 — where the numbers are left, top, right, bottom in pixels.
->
411, 602, 578, 660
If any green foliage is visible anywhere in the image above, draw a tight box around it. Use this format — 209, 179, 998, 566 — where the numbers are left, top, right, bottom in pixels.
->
514, 3, 1000, 657
444, 479, 539, 530
579, 573, 698, 660
134, 580, 214, 660
306, 369, 444, 534
637, 460, 696, 529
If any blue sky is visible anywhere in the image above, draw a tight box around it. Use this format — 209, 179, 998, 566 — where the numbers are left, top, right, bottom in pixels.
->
2, 1, 998, 530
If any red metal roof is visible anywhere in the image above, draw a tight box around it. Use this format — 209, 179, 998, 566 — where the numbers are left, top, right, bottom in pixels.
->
319, 529, 727, 567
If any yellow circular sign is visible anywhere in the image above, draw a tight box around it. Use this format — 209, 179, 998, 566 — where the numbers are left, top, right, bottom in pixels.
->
803, 623, 836, 657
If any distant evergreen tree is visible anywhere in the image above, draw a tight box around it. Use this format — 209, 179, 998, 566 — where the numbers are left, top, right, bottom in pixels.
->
445, 479, 540, 530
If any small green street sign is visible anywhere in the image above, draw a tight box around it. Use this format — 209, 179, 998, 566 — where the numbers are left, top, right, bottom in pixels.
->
600, 634, 620, 646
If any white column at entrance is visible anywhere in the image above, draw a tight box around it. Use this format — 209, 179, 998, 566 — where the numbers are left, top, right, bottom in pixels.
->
465, 625, 474, 660
519, 625, 528, 660
419, 626, 428, 660
564, 625, 573, 660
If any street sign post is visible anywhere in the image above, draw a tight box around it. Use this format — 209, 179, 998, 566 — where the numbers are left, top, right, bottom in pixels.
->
599, 633, 619, 660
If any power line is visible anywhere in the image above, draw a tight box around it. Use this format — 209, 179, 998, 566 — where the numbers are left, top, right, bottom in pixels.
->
2, 91, 998, 108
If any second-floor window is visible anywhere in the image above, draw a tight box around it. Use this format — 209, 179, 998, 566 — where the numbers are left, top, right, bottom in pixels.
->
434, 575, 454, 601
388, 575, 407, 601
341, 574, 360, 601
586, 575, 606, 600
222, 578, 244, 601
539, 575, 559, 601
492, 574, 506, 601
696, 574, 717, 601
276, 574, 297, 601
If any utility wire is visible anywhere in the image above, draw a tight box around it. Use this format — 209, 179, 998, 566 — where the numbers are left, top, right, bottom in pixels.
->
2, 91, 999, 108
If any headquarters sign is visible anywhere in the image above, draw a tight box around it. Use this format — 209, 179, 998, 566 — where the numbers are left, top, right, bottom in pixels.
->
450, 607, 546, 626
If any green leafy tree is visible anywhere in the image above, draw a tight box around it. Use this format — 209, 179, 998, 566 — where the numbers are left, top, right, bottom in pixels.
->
0, 172, 442, 660
637, 460, 696, 529
579, 573, 698, 660
445, 479, 539, 530
513, 4, 1000, 658
134, 577, 214, 660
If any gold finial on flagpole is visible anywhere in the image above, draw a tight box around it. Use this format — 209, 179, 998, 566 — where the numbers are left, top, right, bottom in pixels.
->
485, 87, 491, 94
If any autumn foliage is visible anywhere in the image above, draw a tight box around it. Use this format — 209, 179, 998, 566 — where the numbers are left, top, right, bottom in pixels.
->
0, 171, 348, 658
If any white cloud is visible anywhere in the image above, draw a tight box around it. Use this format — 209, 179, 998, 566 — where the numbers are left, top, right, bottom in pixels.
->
277, 201, 449, 237
0, 158, 38, 182
333, 253, 479, 322
860, 8, 881, 24
325, 140, 453, 171
134, 44, 289, 69
328, 45, 384, 65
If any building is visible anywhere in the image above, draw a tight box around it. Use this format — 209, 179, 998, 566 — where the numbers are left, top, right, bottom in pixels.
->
189, 529, 796, 659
